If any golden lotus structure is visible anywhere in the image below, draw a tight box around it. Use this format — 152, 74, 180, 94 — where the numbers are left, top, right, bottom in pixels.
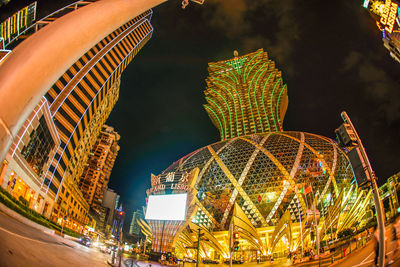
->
143, 49, 371, 261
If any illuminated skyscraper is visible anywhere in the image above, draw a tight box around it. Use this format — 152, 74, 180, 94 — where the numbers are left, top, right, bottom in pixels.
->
0, 1, 153, 230
204, 49, 288, 140
144, 50, 366, 258
129, 209, 144, 236
79, 125, 120, 214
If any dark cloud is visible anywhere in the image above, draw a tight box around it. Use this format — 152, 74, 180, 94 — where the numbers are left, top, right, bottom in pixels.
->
204, 0, 249, 38
203, 0, 299, 75
342, 51, 400, 124
0, 0, 11, 7
263, 0, 299, 75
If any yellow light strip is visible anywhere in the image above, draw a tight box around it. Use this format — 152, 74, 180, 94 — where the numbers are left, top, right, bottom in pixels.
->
194, 197, 220, 227
305, 132, 341, 203
207, 145, 268, 226
318, 143, 338, 204
221, 135, 270, 227
195, 139, 235, 188
278, 133, 339, 196
264, 133, 306, 223
240, 136, 307, 221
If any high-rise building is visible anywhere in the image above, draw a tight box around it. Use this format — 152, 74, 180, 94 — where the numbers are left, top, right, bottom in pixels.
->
79, 125, 120, 214
129, 209, 144, 236
0, 0, 153, 231
204, 49, 288, 140
99, 187, 119, 234
0, 2, 34, 67
379, 171, 400, 220
145, 50, 366, 258
0, 2, 37, 49
115, 194, 120, 210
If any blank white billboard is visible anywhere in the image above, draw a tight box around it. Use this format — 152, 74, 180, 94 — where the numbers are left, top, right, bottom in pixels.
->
145, 193, 187, 221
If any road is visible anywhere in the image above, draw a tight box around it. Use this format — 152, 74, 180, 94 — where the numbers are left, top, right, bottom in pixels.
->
126, 240, 400, 267
2, 207, 400, 267
0, 210, 109, 267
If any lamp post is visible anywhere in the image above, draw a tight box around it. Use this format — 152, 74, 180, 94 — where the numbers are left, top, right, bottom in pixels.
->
196, 227, 201, 267
336, 111, 385, 267
297, 200, 304, 258
310, 187, 320, 267
229, 223, 233, 267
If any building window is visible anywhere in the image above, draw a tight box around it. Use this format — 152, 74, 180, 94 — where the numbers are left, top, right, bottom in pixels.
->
21, 116, 55, 176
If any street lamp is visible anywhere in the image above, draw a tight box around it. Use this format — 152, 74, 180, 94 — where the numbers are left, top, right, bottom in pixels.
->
335, 111, 385, 267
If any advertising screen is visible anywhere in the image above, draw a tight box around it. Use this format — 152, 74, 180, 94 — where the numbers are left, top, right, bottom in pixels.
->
145, 193, 187, 221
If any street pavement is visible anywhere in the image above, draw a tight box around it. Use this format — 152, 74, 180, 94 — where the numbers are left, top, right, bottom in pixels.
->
125, 254, 400, 267
3, 207, 400, 267
125, 240, 400, 267
0, 210, 109, 266
328, 238, 400, 267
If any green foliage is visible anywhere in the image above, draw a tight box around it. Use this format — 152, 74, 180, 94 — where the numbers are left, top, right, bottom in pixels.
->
354, 219, 376, 235
365, 219, 377, 229
0, 187, 80, 238
326, 227, 337, 235
18, 196, 29, 207
337, 228, 354, 239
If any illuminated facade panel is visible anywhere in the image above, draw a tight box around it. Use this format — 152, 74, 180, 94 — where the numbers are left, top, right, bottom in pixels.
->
0, 2, 37, 47
162, 132, 353, 230
44, 9, 152, 226
42, 9, 153, 197
20, 116, 55, 176
204, 49, 288, 140
0, 97, 60, 219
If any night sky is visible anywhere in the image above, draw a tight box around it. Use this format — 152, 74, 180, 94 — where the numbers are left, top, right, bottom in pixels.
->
2, 0, 400, 229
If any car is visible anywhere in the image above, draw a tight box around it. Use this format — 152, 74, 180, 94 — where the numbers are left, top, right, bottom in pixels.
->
202, 259, 219, 264
78, 236, 92, 247
99, 245, 112, 254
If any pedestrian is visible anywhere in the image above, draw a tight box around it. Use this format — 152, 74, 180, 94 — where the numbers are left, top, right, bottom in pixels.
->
160, 254, 165, 265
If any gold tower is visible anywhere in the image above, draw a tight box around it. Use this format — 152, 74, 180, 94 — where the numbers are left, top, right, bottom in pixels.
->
204, 49, 288, 140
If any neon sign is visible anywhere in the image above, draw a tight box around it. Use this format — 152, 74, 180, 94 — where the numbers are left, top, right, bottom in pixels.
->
397, 7, 400, 27
147, 171, 191, 194
380, 0, 398, 34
